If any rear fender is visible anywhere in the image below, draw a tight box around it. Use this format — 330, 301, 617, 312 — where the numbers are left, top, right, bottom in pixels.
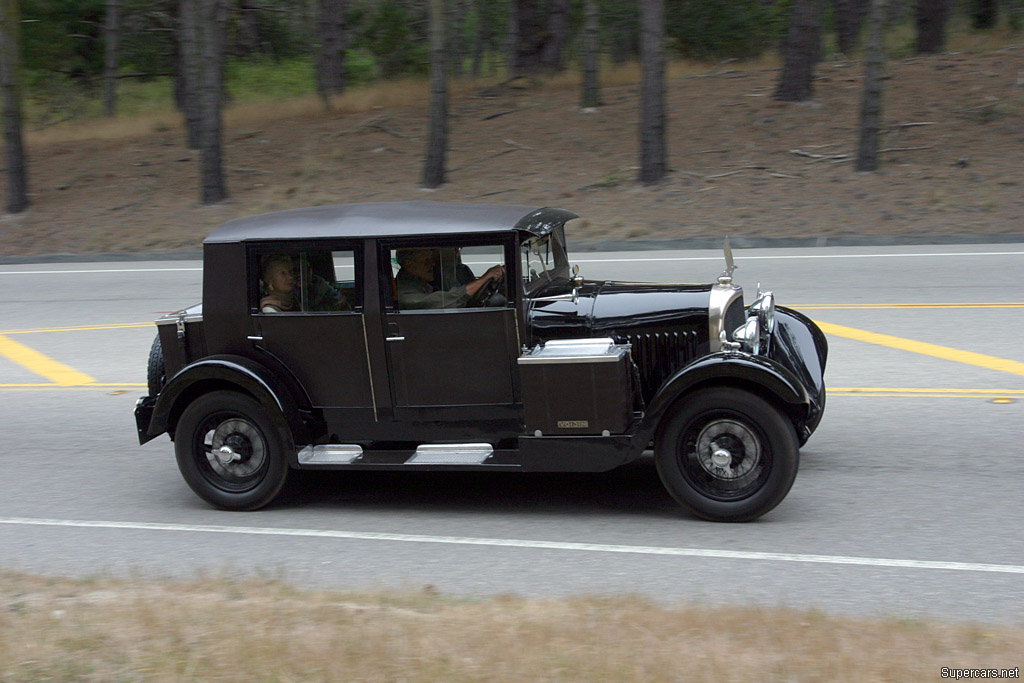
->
145, 355, 310, 454
634, 353, 811, 451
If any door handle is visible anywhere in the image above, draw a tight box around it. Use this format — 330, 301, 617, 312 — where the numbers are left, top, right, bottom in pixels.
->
386, 336, 405, 342
247, 335, 264, 342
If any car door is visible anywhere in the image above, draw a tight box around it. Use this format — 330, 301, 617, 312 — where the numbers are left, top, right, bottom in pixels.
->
249, 244, 374, 409
380, 238, 520, 420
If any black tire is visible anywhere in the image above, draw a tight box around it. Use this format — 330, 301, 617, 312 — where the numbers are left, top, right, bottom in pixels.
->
147, 334, 165, 397
655, 387, 799, 522
174, 391, 291, 510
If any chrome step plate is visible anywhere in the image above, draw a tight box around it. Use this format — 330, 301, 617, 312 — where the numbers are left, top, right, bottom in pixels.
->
297, 444, 363, 465
406, 443, 494, 465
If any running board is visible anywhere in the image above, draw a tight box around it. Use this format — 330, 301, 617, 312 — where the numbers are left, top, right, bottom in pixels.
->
405, 443, 494, 465
297, 444, 363, 465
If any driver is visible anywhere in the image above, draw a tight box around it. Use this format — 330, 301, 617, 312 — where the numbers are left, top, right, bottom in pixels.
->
395, 248, 504, 310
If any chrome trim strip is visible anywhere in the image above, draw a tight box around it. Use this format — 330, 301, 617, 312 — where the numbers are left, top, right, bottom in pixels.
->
156, 314, 204, 325
708, 281, 743, 352
407, 443, 494, 465
360, 317, 378, 422
298, 444, 364, 465
518, 354, 622, 365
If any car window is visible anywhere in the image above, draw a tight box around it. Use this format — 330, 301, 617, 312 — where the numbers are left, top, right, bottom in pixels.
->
386, 242, 507, 311
255, 247, 361, 313
521, 229, 570, 294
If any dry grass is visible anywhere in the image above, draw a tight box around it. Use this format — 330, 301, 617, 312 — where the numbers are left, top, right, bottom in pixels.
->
1, 571, 1022, 682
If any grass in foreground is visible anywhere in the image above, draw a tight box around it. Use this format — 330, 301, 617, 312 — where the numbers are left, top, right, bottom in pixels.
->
1, 571, 1021, 681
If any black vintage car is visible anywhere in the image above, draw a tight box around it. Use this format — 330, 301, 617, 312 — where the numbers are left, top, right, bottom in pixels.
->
135, 201, 827, 521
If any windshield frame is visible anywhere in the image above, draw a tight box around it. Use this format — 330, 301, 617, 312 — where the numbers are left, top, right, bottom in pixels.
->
520, 225, 570, 295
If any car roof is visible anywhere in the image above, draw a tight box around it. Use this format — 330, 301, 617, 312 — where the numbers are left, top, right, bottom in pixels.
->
203, 201, 578, 244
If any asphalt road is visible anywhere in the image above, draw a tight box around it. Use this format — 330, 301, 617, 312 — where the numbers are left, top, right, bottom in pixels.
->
1, 244, 1022, 624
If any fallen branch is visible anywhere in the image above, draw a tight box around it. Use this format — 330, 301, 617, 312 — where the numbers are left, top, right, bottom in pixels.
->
705, 165, 769, 180
482, 109, 520, 121
469, 189, 518, 199
503, 139, 534, 151
879, 145, 935, 153
227, 166, 272, 174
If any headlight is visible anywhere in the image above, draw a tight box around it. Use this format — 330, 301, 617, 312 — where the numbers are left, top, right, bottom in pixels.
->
732, 292, 775, 355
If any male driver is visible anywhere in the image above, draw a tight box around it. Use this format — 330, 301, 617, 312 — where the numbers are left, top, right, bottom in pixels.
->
395, 248, 504, 310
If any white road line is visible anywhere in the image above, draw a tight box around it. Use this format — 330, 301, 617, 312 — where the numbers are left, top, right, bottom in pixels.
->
0, 267, 202, 275
1, 251, 1023, 275
572, 251, 1024, 264
2, 517, 1022, 575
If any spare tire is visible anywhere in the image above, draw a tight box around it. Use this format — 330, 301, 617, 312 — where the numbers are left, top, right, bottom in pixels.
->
147, 334, 166, 397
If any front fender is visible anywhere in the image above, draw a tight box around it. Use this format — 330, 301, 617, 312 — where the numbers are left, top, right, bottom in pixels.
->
143, 355, 309, 449
635, 352, 811, 449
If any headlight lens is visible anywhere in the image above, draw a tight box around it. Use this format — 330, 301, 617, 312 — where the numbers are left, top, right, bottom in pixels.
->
731, 292, 775, 355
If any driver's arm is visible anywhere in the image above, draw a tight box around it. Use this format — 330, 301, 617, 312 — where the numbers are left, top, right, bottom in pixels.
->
464, 265, 505, 298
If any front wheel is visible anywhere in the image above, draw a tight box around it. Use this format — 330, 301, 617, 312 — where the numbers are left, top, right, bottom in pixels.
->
174, 391, 291, 510
655, 387, 799, 522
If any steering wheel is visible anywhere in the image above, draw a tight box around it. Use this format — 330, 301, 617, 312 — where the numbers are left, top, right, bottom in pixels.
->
469, 274, 504, 307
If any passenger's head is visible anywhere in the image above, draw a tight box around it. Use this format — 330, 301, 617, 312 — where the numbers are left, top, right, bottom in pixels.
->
261, 254, 295, 294
397, 248, 437, 282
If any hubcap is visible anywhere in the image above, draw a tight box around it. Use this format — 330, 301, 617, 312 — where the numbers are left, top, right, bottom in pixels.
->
695, 419, 759, 480
203, 418, 266, 483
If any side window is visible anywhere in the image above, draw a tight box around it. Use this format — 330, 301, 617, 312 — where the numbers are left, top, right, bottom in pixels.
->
255, 247, 361, 313
386, 242, 508, 311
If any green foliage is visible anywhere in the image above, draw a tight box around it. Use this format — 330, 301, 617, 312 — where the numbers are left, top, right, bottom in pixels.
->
21, 0, 106, 80
225, 57, 314, 101
356, 0, 428, 78
666, 0, 787, 61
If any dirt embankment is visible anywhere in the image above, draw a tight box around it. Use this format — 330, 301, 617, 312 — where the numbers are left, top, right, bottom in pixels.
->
2, 48, 1023, 258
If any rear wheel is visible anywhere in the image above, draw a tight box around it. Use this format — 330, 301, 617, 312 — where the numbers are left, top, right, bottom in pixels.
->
174, 391, 291, 510
655, 387, 798, 522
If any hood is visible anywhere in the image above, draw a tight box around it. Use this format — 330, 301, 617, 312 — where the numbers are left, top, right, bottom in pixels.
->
527, 280, 713, 344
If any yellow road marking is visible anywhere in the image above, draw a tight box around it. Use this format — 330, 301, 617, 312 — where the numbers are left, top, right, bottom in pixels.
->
831, 388, 1024, 394
0, 322, 154, 335
814, 321, 1024, 378
0, 334, 96, 386
0, 383, 146, 388
796, 303, 1024, 310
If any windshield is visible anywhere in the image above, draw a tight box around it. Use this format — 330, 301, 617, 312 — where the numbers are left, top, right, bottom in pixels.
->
521, 226, 570, 294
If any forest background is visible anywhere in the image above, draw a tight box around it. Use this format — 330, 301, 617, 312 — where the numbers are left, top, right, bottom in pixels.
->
0, 0, 1023, 257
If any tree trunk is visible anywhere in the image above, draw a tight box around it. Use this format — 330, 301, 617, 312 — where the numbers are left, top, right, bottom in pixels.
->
835, 0, 868, 55
581, 0, 600, 109
448, 0, 465, 77
0, 0, 28, 213
505, 0, 518, 76
237, 0, 260, 56
513, 0, 546, 74
422, 0, 448, 188
179, 0, 202, 149
471, 0, 486, 76
915, 0, 950, 53
315, 0, 345, 109
638, 0, 666, 185
540, 0, 570, 72
774, 0, 824, 101
972, 0, 999, 28
103, 0, 119, 117
857, 0, 887, 172
181, 0, 229, 203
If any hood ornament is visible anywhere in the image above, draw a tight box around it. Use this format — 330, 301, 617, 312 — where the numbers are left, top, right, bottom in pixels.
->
718, 236, 737, 286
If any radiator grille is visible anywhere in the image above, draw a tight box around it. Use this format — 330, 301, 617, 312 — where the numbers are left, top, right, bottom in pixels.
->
615, 331, 699, 402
